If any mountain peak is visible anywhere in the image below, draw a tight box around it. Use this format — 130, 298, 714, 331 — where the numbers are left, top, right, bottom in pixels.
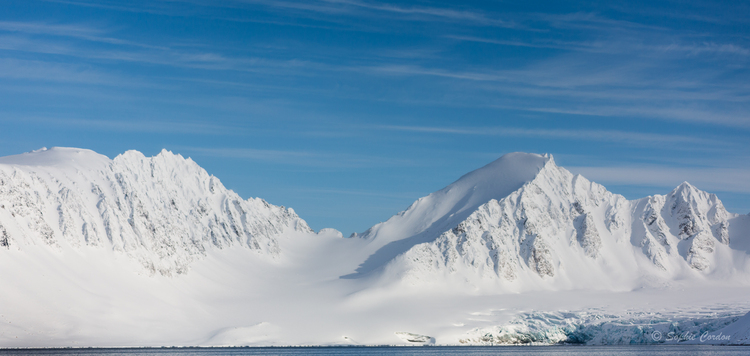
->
472, 152, 550, 174
445, 152, 550, 196
365, 152, 551, 239
349, 152, 553, 276
667, 181, 713, 208
0, 147, 111, 170
113, 148, 202, 176
674, 181, 697, 192
155, 148, 185, 162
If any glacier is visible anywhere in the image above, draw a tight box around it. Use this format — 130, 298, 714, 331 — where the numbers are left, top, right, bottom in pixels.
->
460, 308, 746, 345
0, 147, 749, 347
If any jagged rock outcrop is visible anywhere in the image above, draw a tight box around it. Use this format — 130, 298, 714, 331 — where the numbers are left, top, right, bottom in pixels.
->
577, 213, 601, 258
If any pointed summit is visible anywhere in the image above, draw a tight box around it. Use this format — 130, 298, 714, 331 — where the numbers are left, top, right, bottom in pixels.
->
664, 182, 728, 224
362, 152, 551, 245
349, 152, 553, 276
448, 152, 550, 201
672, 181, 700, 196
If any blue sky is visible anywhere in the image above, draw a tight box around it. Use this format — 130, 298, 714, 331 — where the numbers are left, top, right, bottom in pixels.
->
1, 0, 748, 235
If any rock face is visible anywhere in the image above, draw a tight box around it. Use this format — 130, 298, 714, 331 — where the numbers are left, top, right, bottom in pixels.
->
0, 147, 311, 275
360, 153, 739, 287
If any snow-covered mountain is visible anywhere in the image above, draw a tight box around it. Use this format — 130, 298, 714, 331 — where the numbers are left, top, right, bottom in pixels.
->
356, 153, 747, 291
0, 147, 310, 275
0, 147, 749, 347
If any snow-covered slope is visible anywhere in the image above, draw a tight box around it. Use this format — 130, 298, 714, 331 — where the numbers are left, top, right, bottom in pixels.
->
715, 311, 750, 345
0, 147, 310, 275
1, 148, 749, 347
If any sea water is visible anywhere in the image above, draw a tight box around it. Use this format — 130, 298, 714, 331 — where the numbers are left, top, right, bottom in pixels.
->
1, 346, 749, 356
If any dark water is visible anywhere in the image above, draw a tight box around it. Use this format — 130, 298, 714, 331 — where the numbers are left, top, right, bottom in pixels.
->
1, 346, 750, 356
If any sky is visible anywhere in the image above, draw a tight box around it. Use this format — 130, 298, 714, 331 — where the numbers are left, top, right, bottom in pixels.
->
0, 0, 748, 235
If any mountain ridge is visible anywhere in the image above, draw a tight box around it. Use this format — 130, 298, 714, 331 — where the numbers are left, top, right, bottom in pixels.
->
1, 147, 749, 347
1, 147, 745, 282
0, 147, 311, 275
367, 153, 744, 290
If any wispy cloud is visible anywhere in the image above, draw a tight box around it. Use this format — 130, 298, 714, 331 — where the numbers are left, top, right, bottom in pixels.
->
178, 146, 413, 168
0, 57, 127, 85
290, 186, 418, 200
567, 165, 750, 194
538, 11, 668, 32
46, 0, 518, 28
350, 46, 750, 128
509, 105, 750, 128
361, 64, 507, 82
0, 21, 166, 49
0, 20, 268, 72
656, 42, 750, 56
202, 0, 518, 28
317, 0, 516, 27
445, 35, 610, 53
0, 21, 101, 38
609, 2, 750, 26
41, 0, 176, 15
3, 116, 243, 135
447, 34, 750, 57
375, 125, 730, 148
0, 31, 314, 74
